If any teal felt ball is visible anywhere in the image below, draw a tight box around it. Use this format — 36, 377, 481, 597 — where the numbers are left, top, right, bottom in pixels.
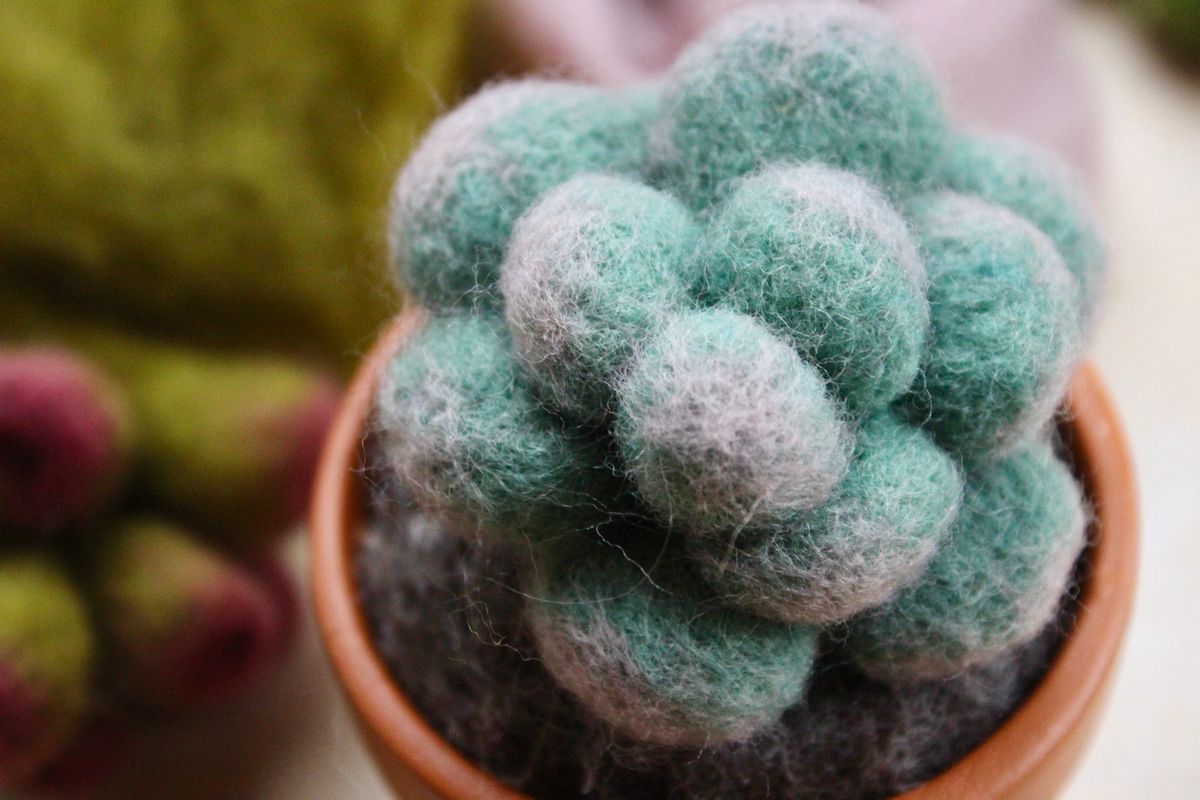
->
690, 411, 962, 625
500, 174, 701, 422
935, 133, 1104, 317
648, 2, 947, 211
846, 440, 1086, 681
374, 314, 615, 542
699, 163, 929, 415
389, 80, 654, 310
616, 309, 851, 537
902, 192, 1083, 458
525, 535, 819, 747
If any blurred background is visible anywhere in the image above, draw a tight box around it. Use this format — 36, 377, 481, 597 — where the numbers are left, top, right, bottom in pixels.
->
0, 0, 1196, 798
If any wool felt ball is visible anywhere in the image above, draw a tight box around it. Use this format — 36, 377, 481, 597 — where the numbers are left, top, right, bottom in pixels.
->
86, 519, 288, 712
617, 308, 851, 537
390, 79, 654, 311
0, 553, 94, 787
122, 349, 339, 550
0, 287, 338, 550
902, 192, 1082, 458
376, 313, 619, 543
698, 163, 929, 414
525, 534, 820, 748
846, 440, 1086, 681
0, 348, 132, 539
648, 2, 948, 211
500, 173, 701, 422
0, 0, 472, 365
689, 410, 962, 625
936, 132, 1104, 317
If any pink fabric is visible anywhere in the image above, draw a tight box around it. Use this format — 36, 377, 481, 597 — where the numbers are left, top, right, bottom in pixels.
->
489, 0, 1095, 175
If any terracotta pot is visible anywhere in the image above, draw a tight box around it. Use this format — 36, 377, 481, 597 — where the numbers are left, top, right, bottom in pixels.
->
310, 307, 1138, 800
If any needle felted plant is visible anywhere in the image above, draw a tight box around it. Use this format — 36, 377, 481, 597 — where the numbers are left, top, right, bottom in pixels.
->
368, 2, 1104, 796
0, 304, 320, 792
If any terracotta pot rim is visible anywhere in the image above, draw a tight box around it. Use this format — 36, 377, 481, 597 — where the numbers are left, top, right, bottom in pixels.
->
310, 307, 1138, 800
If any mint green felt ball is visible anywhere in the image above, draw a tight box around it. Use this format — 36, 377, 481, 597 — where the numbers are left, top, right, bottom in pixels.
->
699, 163, 929, 415
902, 192, 1083, 459
616, 309, 852, 537
390, 80, 654, 311
690, 411, 961, 625
374, 314, 616, 542
936, 133, 1104, 317
846, 440, 1085, 681
648, 2, 947, 211
525, 535, 819, 747
500, 174, 700, 422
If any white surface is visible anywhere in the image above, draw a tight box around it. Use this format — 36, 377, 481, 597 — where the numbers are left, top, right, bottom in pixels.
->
84, 4, 1200, 799
1061, 5, 1200, 799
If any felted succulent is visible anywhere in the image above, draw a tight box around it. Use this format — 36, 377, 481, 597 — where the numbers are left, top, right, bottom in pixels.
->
0, 314, 315, 790
372, 0, 1101, 780
0, 0, 476, 790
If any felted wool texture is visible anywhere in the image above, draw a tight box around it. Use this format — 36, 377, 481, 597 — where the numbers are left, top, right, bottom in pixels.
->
500, 173, 701, 422
663, 619, 1064, 800
935, 132, 1105, 319
0, 552, 94, 786
617, 308, 852, 538
648, 2, 947, 211
689, 410, 962, 626
86, 518, 286, 712
356, 479, 1072, 800
357, 475, 646, 799
375, 313, 620, 543
0, 0, 471, 365
525, 534, 819, 748
846, 439, 1086, 682
0, 348, 132, 538
0, 286, 338, 550
902, 192, 1083, 459
698, 162, 929, 415
117, 348, 337, 550
390, 80, 654, 311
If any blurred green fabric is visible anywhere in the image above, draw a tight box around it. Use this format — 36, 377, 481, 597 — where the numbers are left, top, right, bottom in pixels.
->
0, 0, 472, 366
1139, 0, 1200, 63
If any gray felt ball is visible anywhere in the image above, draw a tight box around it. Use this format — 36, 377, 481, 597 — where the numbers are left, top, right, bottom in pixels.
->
846, 439, 1086, 682
616, 308, 852, 537
698, 162, 929, 415
373, 313, 618, 543
525, 535, 820, 748
902, 192, 1083, 459
500, 173, 701, 422
389, 79, 654, 310
648, 1, 947, 211
689, 410, 962, 625
935, 132, 1105, 320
